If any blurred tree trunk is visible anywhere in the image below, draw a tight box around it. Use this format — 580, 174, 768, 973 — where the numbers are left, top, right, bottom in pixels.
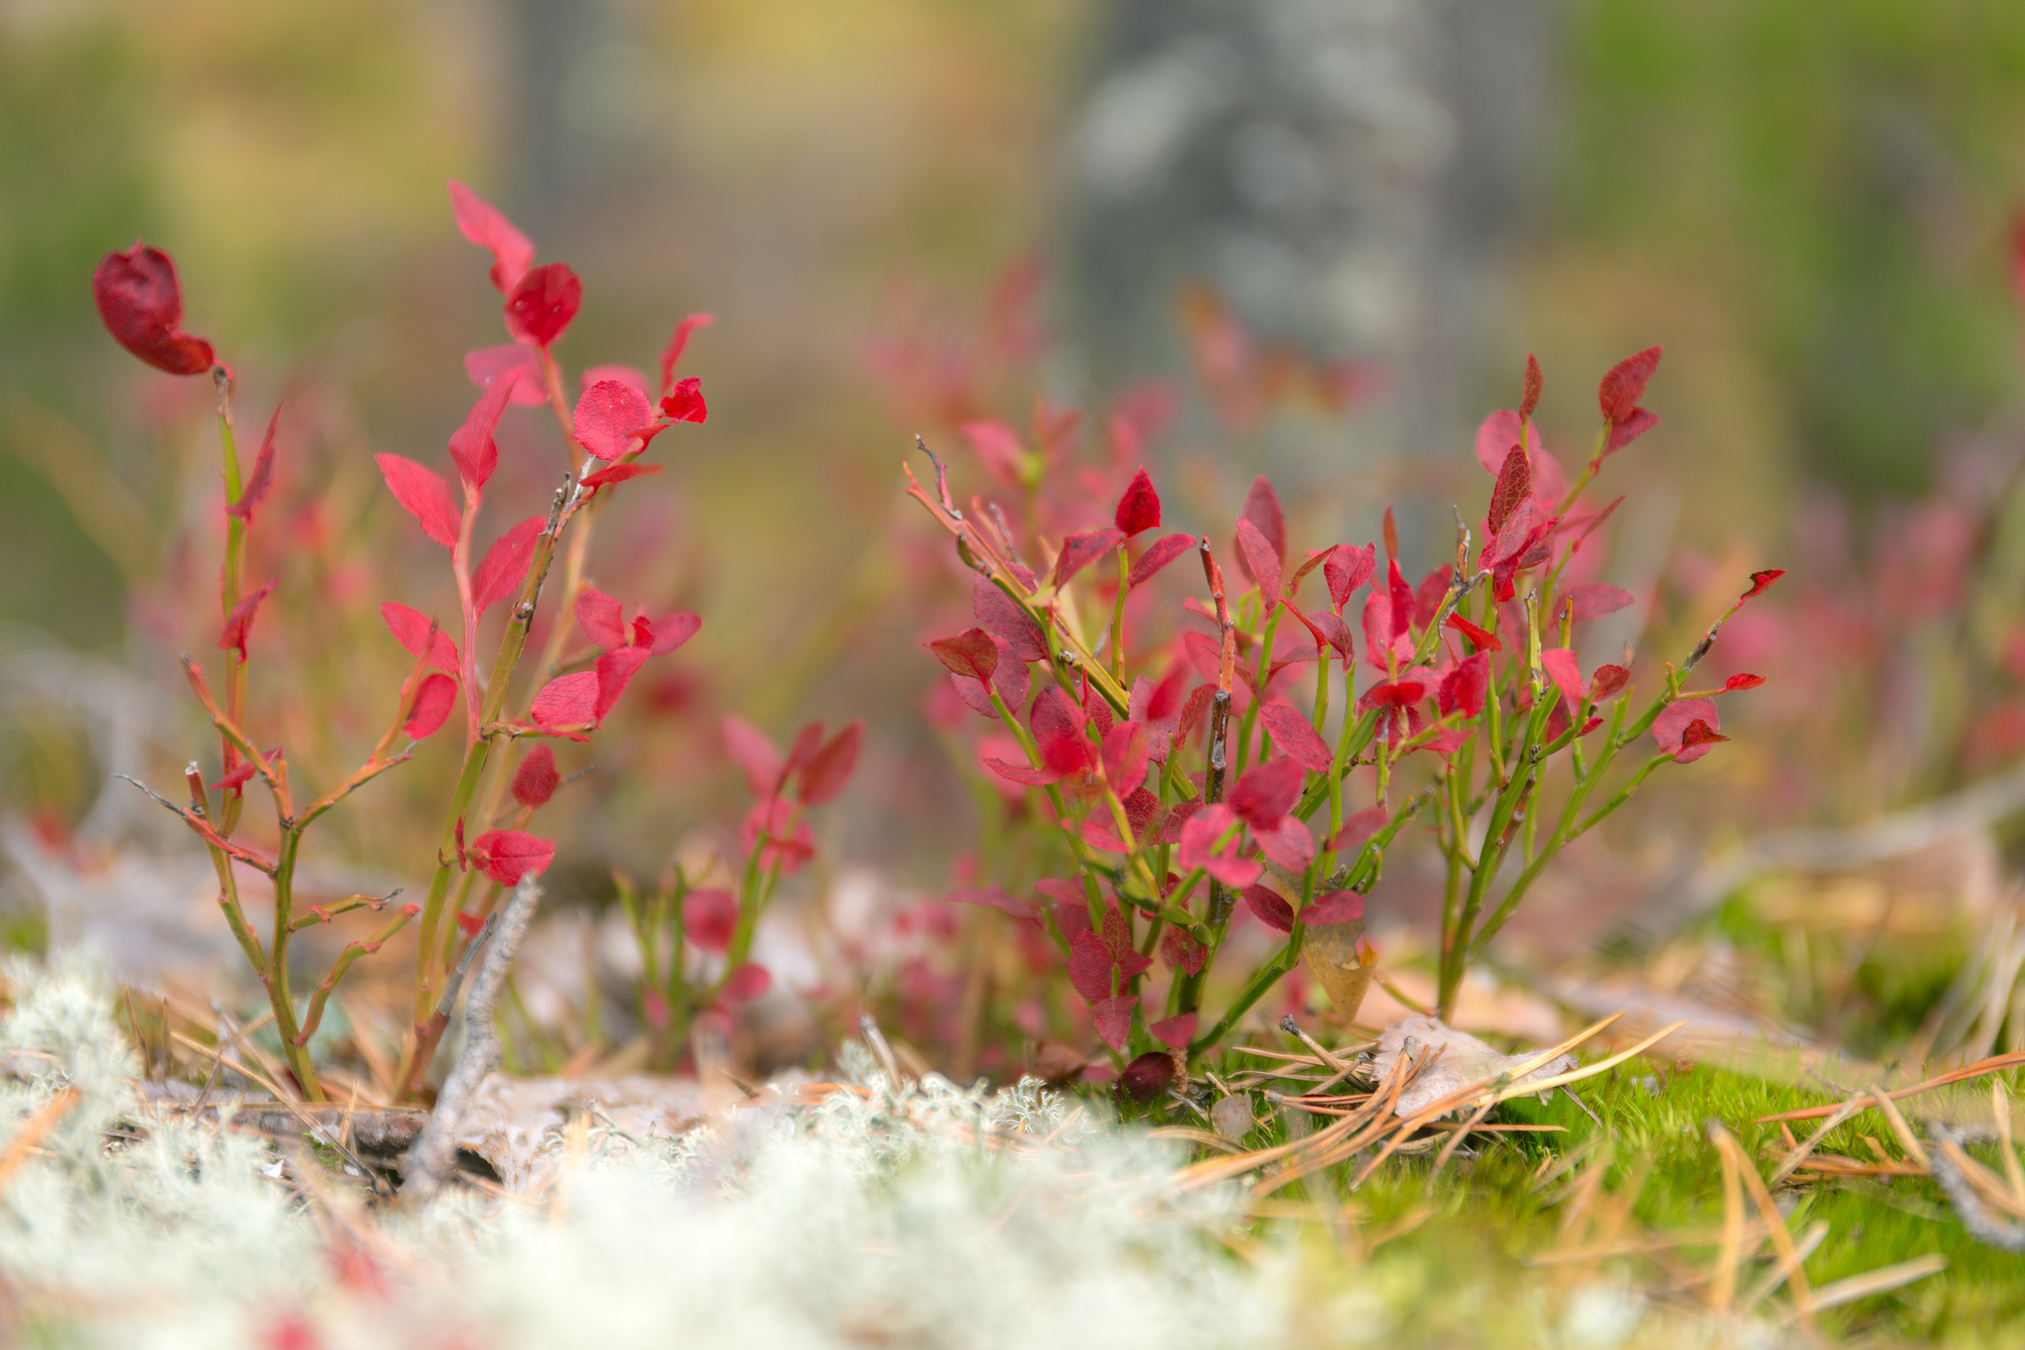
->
1058, 0, 1556, 486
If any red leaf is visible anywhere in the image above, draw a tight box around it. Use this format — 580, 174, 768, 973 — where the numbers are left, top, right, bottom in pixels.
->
1092, 995, 1137, 1051
1444, 612, 1501, 651
465, 343, 547, 406
1604, 408, 1660, 455
929, 628, 1000, 684
1068, 930, 1116, 1002
447, 180, 534, 293
960, 421, 1026, 483
1358, 679, 1426, 711
1179, 805, 1261, 887
1678, 719, 1729, 757
1101, 720, 1150, 795
1474, 409, 1542, 475
467, 829, 554, 885
1079, 815, 1131, 853
511, 744, 561, 808
1414, 565, 1452, 630
1652, 697, 1720, 762
218, 580, 275, 660
1128, 532, 1196, 588
1562, 583, 1635, 622
1542, 648, 1585, 710
574, 586, 629, 651
531, 672, 599, 729
454, 910, 484, 938
581, 462, 663, 490
1240, 476, 1287, 570
682, 888, 739, 952
1325, 806, 1388, 852
1253, 816, 1315, 873
1488, 445, 1532, 533
208, 761, 257, 794
1148, 1013, 1197, 1051
660, 377, 707, 425
379, 603, 458, 673
404, 673, 457, 738
982, 756, 1064, 787
1438, 652, 1489, 718
1325, 543, 1377, 611
503, 262, 581, 348
1598, 346, 1663, 423
1520, 352, 1543, 420
1054, 528, 1125, 588
1114, 468, 1162, 535
374, 454, 460, 548
1118, 1049, 1176, 1100
1303, 890, 1364, 925
1235, 517, 1283, 598
1243, 885, 1294, 933
91, 242, 215, 375
1724, 672, 1766, 692
722, 963, 772, 1004
472, 516, 545, 613
972, 575, 1047, 661
721, 715, 784, 795
1260, 704, 1331, 772
1739, 569, 1786, 603
1160, 928, 1209, 975
448, 367, 521, 489
594, 646, 652, 723
657, 313, 715, 395
574, 379, 654, 462
1229, 756, 1304, 829
226, 404, 281, 521
643, 612, 701, 656
1387, 557, 1414, 638
798, 721, 861, 805
1590, 664, 1630, 701
948, 887, 1041, 923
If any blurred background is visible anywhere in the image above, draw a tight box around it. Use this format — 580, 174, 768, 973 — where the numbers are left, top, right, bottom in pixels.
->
10, 0, 2025, 1069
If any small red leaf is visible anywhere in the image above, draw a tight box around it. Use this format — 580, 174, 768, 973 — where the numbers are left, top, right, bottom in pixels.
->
218, 580, 275, 660
574, 379, 654, 462
1562, 583, 1635, 622
660, 376, 707, 424
929, 628, 1000, 684
403, 673, 457, 738
503, 262, 581, 347
1235, 517, 1283, 598
798, 721, 861, 806
972, 575, 1047, 662
1325, 806, 1388, 852
643, 612, 701, 656
531, 672, 599, 729
375, 454, 460, 548
1160, 928, 1209, 975
1723, 672, 1765, 692
1253, 816, 1315, 873
1438, 651, 1490, 718
1358, 679, 1426, 711
682, 888, 739, 952
447, 180, 535, 294
448, 367, 520, 489
594, 646, 652, 723
1604, 408, 1660, 455
947, 887, 1041, 923
1678, 719, 1729, 757
960, 421, 1026, 483
464, 343, 547, 406
511, 744, 561, 808
467, 829, 554, 886
1444, 612, 1501, 651
1488, 445, 1532, 533
472, 516, 545, 613
1302, 890, 1364, 925
1229, 756, 1304, 829
574, 586, 628, 651
721, 715, 785, 796
1243, 884, 1294, 933
1590, 664, 1630, 701
1520, 352, 1543, 420
657, 313, 715, 395
581, 462, 663, 489
982, 756, 1064, 787
1147, 1012, 1197, 1051
1598, 346, 1663, 423
1260, 704, 1331, 772
722, 962, 772, 1004
1652, 697, 1720, 762
1113, 468, 1162, 535
226, 404, 281, 521
1240, 476, 1287, 570
1325, 543, 1377, 611
379, 603, 458, 673
1739, 569, 1786, 603
1128, 532, 1196, 588
1054, 528, 1125, 588
1118, 1050, 1176, 1101
1541, 648, 1585, 710
1092, 995, 1137, 1052
91, 242, 215, 375
1101, 720, 1150, 795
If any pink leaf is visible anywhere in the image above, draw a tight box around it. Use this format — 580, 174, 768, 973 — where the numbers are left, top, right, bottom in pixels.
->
467, 829, 554, 886
658, 313, 715, 395
947, 887, 1040, 923
503, 262, 581, 348
403, 673, 457, 738
374, 454, 460, 548
226, 404, 281, 521
1148, 1013, 1197, 1051
582, 462, 662, 490
1252, 816, 1315, 873
1092, 995, 1137, 1051
1229, 757, 1304, 829
682, 888, 739, 952
1652, 697, 1721, 763
1487, 445, 1533, 533
1260, 704, 1331, 772
464, 344, 547, 406
1113, 468, 1162, 535
1604, 408, 1660, 455
511, 744, 561, 808
1438, 651, 1490, 718
1302, 890, 1364, 925
722, 963, 772, 1004
972, 574, 1047, 662
1387, 557, 1414, 639
1474, 409, 1541, 476
1325, 806, 1388, 852
1325, 543, 1377, 611
1101, 720, 1150, 795
1542, 648, 1586, 710
1520, 353, 1543, 420
1598, 346, 1663, 423
91, 242, 215, 375
1235, 517, 1282, 599
1243, 885, 1294, 933
574, 379, 654, 462
448, 367, 520, 489
721, 715, 784, 795
1562, 583, 1635, 622
1239, 476, 1286, 571
798, 721, 861, 806
1054, 528, 1125, 588
531, 672, 599, 730
1590, 664, 1630, 701
1445, 612, 1500, 651
1128, 532, 1196, 588
959, 421, 1026, 483
643, 612, 701, 655
594, 646, 652, 723
929, 628, 1000, 684
983, 756, 1064, 787
472, 516, 545, 613
573, 586, 628, 651
218, 581, 275, 660
1160, 928, 1209, 975
379, 603, 458, 673
447, 180, 535, 293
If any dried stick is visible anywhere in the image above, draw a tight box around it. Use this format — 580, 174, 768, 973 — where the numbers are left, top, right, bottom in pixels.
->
401, 877, 541, 1203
